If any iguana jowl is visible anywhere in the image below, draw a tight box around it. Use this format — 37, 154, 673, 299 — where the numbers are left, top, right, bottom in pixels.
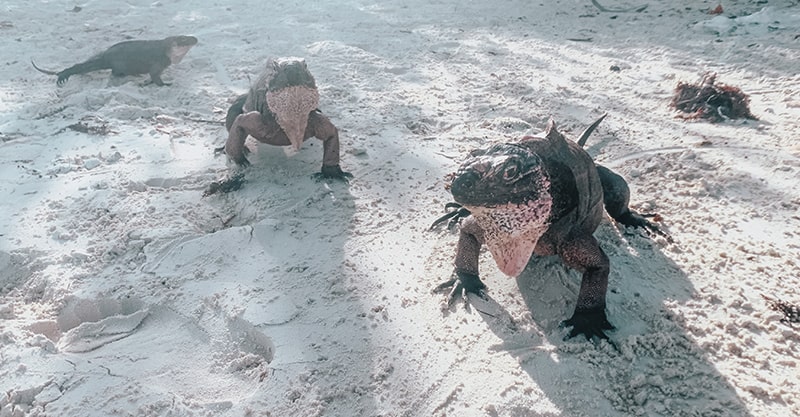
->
224, 57, 351, 179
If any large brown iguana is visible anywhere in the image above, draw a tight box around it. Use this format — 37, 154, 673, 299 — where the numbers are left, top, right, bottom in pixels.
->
431, 115, 666, 341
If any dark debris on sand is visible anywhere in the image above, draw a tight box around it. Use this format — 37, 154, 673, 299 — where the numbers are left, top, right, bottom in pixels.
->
203, 172, 245, 197
763, 295, 800, 326
671, 73, 757, 122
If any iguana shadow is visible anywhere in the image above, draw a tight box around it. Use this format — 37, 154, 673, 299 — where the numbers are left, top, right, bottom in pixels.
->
468, 222, 755, 416
207, 145, 381, 415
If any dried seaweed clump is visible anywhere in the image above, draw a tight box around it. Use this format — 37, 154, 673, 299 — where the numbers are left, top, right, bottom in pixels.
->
763, 295, 800, 325
203, 172, 245, 197
66, 115, 116, 135
670, 73, 757, 122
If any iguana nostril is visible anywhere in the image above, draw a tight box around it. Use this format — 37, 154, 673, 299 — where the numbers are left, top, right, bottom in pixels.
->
451, 170, 480, 196
473, 161, 491, 174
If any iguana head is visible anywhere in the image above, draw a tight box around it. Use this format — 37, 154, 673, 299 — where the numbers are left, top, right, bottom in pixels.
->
266, 58, 316, 91
166, 35, 198, 64
264, 57, 320, 150
450, 143, 554, 277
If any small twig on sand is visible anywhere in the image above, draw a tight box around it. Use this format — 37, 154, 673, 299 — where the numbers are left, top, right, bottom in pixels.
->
221, 214, 237, 227
1, 132, 25, 142
186, 118, 224, 125
591, 0, 648, 13
747, 89, 785, 95
34, 106, 67, 120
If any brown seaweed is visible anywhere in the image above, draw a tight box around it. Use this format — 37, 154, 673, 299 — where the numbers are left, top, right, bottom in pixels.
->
763, 295, 800, 325
671, 73, 757, 122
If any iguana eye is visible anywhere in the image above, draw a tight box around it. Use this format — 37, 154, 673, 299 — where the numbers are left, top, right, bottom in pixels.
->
503, 163, 520, 181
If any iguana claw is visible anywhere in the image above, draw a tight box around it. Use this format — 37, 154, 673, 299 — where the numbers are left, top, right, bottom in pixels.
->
313, 164, 353, 182
561, 307, 615, 341
434, 271, 487, 305
429, 202, 471, 231
618, 211, 672, 242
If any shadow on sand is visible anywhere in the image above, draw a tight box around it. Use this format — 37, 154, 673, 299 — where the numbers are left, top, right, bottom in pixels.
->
457, 219, 754, 416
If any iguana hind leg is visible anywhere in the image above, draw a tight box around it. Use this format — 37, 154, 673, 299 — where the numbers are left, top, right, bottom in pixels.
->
596, 165, 667, 238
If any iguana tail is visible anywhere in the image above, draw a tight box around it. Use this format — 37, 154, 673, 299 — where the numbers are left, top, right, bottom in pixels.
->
31, 60, 59, 76
225, 94, 248, 131
54, 57, 110, 86
576, 113, 607, 147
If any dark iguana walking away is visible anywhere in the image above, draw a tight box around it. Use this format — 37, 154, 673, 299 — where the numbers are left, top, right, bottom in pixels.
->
32, 35, 198, 86
222, 57, 351, 180
430, 115, 666, 341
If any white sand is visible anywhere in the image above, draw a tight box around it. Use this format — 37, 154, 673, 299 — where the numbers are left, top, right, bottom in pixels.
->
1, 0, 798, 416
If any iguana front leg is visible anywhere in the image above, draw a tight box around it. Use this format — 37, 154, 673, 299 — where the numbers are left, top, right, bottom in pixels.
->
435, 218, 488, 303
149, 67, 168, 86
558, 234, 614, 340
310, 110, 352, 180
225, 111, 264, 166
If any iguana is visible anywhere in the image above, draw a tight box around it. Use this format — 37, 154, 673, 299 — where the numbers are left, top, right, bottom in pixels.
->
431, 115, 666, 340
223, 57, 351, 180
32, 35, 198, 86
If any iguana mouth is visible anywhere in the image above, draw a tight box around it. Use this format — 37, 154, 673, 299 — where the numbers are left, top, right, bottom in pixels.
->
267, 85, 320, 150
168, 36, 198, 64
465, 199, 553, 277
449, 144, 554, 276
169, 45, 194, 64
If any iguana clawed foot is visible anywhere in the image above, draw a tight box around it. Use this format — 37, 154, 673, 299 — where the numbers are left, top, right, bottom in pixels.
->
617, 211, 671, 241
561, 307, 615, 341
313, 164, 353, 182
437, 272, 615, 343
429, 202, 472, 231
434, 271, 487, 305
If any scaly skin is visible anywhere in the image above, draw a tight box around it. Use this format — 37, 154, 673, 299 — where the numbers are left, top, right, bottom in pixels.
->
32, 35, 197, 86
433, 116, 665, 341
223, 58, 351, 180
